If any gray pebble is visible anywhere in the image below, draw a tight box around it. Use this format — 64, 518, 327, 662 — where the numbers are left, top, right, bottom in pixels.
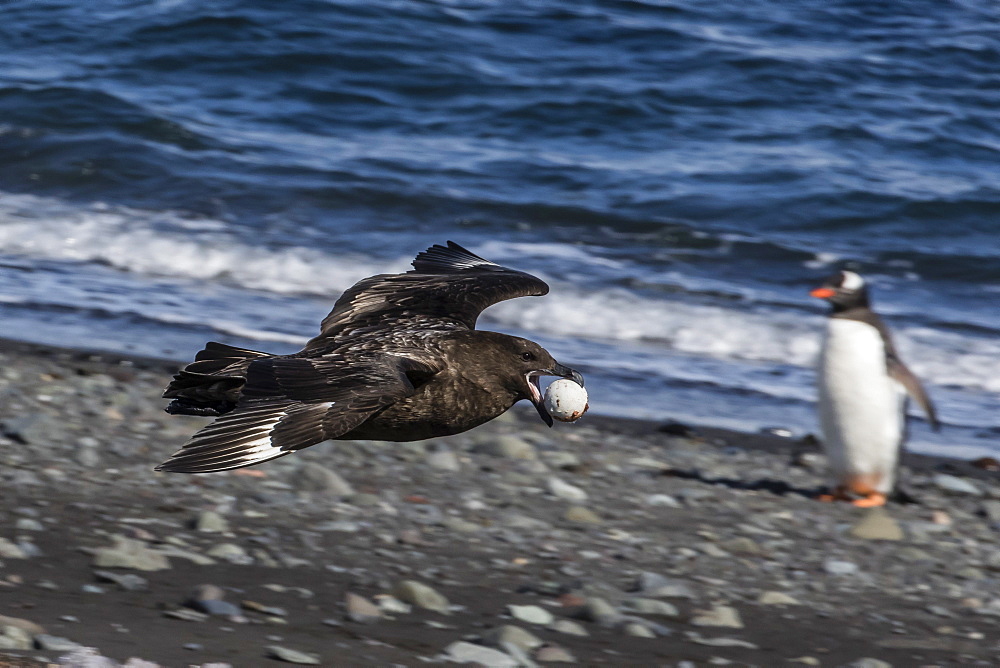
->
549, 619, 589, 636
849, 508, 904, 541
621, 598, 680, 618
296, 463, 355, 497
194, 510, 229, 533
631, 571, 697, 599
345, 592, 382, 624
92, 535, 171, 571
623, 621, 656, 638
267, 645, 322, 665
15, 518, 44, 531
0, 538, 28, 559
824, 559, 860, 576
393, 580, 449, 613
35, 634, 82, 652
535, 644, 577, 663
443, 641, 518, 667
0, 624, 32, 650
507, 604, 554, 625
484, 625, 544, 651
690, 605, 744, 629
840, 659, 892, 668
191, 599, 242, 617
547, 477, 588, 502
426, 449, 461, 471
472, 435, 537, 460
932, 474, 982, 496
93, 570, 149, 591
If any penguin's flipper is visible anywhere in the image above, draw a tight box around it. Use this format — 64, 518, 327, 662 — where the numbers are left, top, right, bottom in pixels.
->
887, 355, 939, 431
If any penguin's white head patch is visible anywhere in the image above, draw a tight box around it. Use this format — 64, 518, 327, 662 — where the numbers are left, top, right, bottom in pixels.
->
840, 271, 865, 291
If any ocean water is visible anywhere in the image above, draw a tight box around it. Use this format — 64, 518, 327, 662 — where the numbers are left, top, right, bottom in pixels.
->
1, 0, 998, 458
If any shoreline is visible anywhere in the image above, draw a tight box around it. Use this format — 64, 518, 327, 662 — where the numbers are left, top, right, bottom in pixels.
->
1, 336, 999, 666
1, 335, 992, 480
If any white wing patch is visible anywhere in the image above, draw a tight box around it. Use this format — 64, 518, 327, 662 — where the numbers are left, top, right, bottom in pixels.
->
157, 401, 336, 473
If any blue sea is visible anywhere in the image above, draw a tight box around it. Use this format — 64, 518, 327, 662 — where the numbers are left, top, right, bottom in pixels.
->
1, 0, 998, 458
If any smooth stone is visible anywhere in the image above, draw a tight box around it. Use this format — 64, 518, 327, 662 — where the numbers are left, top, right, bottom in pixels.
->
842, 660, 892, 668
645, 494, 681, 508
0, 538, 28, 559
313, 520, 361, 533
896, 547, 934, 563
542, 451, 581, 469
296, 463, 355, 497
34, 634, 81, 651
535, 644, 577, 663
442, 517, 480, 533
508, 604, 554, 626
687, 633, 758, 649
499, 640, 540, 668
632, 572, 696, 599
850, 508, 904, 541
621, 598, 680, 618
720, 536, 763, 555
579, 597, 621, 626
564, 506, 601, 524
15, 518, 44, 531
350, 493, 381, 507
0, 624, 32, 650
427, 449, 461, 471
473, 435, 538, 460
981, 500, 1000, 522
76, 445, 101, 468
824, 559, 860, 576
92, 536, 171, 571
547, 477, 588, 502
206, 543, 252, 564
393, 580, 450, 614
267, 645, 321, 665
195, 511, 229, 533
484, 625, 544, 651
164, 608, 209, 622
345, 592, 382, 624
623, 622, 656, 638
94, 570, 148, 592
443, 641, 518, 667
690, 605, 743, 629
757, 591, 800, 606
192, 599, 242, 617
0, 616, 45, 636
156, 545, 216, 566
548, 619, 589, 636
189, 584, 226, 601
933, 474, 982, 496
375, 595, 412, 615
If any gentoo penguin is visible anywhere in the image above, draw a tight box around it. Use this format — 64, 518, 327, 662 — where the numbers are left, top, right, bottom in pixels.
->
811, 270, 939, 507
156, 241, 585, 473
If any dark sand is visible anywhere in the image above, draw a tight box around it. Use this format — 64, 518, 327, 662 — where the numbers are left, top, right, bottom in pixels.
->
0, 339, 998, 667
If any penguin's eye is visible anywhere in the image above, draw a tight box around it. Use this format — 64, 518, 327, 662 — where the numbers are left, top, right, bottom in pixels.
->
520, 351, 535, 362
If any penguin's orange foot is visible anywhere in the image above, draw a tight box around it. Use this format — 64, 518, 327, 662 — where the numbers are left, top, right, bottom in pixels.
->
851, 493, 887, 508
816, 487, 849, 502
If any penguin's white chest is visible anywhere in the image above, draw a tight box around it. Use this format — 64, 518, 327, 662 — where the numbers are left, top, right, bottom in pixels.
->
817, 319, 906, 492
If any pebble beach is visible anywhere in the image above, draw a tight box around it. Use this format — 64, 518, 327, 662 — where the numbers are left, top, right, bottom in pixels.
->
0, 339, 998, 667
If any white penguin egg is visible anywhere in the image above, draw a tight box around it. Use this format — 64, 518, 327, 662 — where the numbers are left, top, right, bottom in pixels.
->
543, 379, 589, 422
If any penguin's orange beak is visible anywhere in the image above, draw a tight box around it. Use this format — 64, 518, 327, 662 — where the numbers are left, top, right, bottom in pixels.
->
810, 287, 836, 299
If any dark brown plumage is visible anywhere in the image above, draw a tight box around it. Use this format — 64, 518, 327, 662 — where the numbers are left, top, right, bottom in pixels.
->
156, 241, 584, 473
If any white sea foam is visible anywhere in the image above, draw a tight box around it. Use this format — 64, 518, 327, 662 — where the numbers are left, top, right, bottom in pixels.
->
0, 193, 405, 297
3, 192, 1000, 399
